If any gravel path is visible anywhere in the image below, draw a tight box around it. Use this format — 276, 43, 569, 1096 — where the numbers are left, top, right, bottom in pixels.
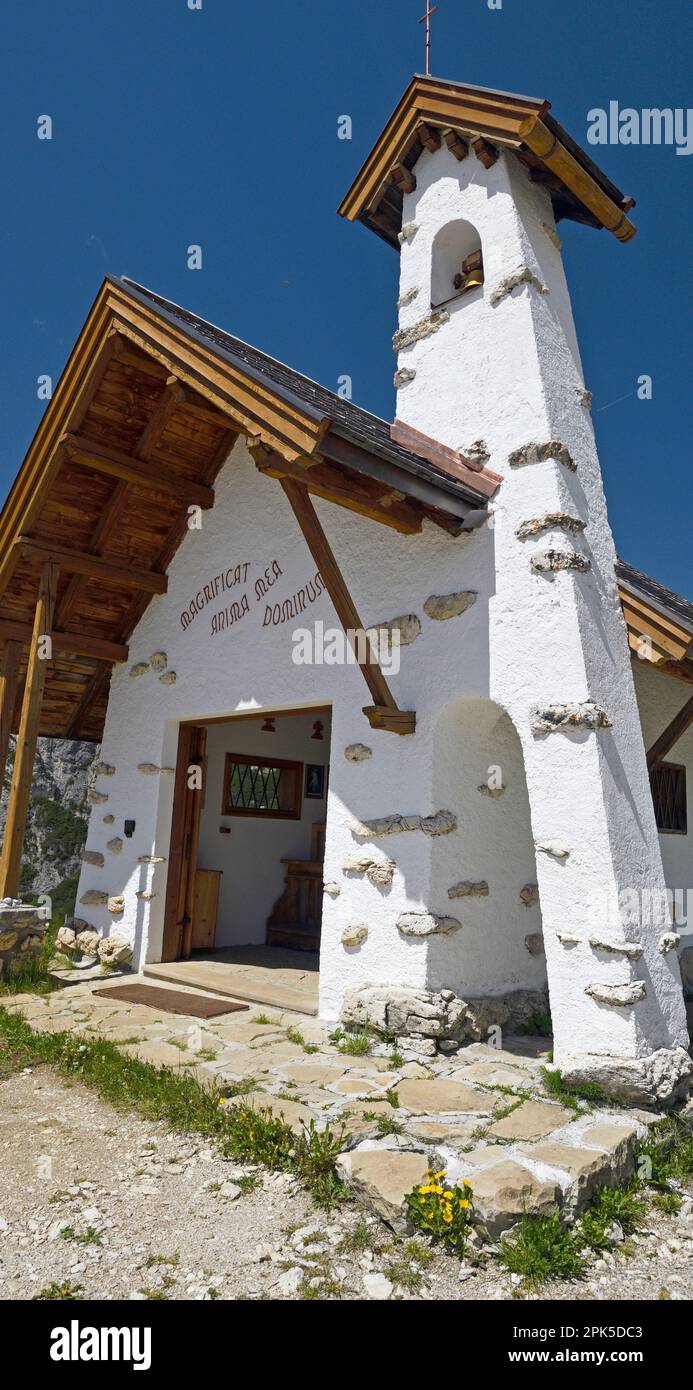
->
2, 1063, 693, 1301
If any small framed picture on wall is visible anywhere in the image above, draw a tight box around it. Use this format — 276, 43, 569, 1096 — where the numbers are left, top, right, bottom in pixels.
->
305, 763, 326, 799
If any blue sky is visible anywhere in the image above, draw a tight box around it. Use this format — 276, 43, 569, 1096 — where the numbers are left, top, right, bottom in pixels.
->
1, 0, 691, 594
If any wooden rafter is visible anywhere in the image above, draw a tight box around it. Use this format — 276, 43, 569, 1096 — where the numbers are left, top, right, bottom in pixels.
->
61, 432, 215, 509
15, 538, 168, 594
279, 477, 415, 735
646, 694, 693, 769
0, 617, 127, 663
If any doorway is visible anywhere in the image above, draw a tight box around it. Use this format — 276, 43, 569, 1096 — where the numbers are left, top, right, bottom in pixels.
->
160, 707, 331, 967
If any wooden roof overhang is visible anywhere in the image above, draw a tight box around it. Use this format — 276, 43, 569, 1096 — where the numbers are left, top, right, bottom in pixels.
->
338, 75, 637, 249
0, 277, 496, 752
618, 577, 693, 688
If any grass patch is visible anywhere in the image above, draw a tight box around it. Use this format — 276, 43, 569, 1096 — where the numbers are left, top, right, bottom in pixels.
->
635, 1116, 693, 1190
499, 1214, 587, 1290
59, 1225, 103, 1247
285, 1026, 319, 1055
540, 1065, 607, 1110
337, 1223, 377, 1255
579, 1184, 645, 1251
0, 1007, 348, 1209
328, 1026, 371, 1057
32, 1281, 83, 1301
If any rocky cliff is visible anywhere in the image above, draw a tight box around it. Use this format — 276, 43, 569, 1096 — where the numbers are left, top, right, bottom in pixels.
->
0, 737, 98, 922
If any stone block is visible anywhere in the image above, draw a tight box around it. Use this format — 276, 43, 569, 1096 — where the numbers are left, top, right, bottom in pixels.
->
335, 1148, 430, 1225
471, 1160, 561, 1236
487, 1100, 573, 1141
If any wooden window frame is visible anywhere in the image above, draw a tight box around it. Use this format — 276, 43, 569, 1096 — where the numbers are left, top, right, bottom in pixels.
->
650, 760, 687, 836
221, 752, 303, 820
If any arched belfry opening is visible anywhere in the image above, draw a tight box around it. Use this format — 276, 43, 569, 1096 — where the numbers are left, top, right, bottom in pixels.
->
430, 218, 484, 309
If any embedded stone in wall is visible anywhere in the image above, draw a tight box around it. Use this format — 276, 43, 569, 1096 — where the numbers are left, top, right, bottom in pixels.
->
159, 671, 177, 685
531, 702, 612, 735
103, 814, 114, 824
351, 809, 456, 839
0, 930, 19, 952
366, 614, 421, 647
88, 790, 109, 805
585, 981, 646, 1007
464, 439, 490, 465
82, 850, 104, 868
149, 651, 167, 672
323, 882, 341, 898
447, 880, 489, 899
397, 286, 419, 309
576, 386, 593, 410
520, 883, 539, 907
516, 513, 586, 541
536, 841, 570, 860
398, 220, 419, 244
55, 925, 76, 953
344, 743, 372, 763
525, 933, 545, 956
392, 308, 449, 353
542, 221, 563, 250
129, 662, 149, 678
531, 548, 591, 575
138, 855, 166, 865
423, 591, 477, 621
557, 932, 580, 946
98, 935, 132, 966
136, 890, 157, 901
478, 783, 505, 798
341, 924, 368, 949
396, 911, 462, 938
80, 889, 108, 906
343, 854, 396, 887
560, 1047, 693, 1107
107, 838, 123, 854
107, 896, 125, 915
489, 265, 549, 306
658, 932, 680, 955
341, 984, 466, 1040
420, 810, 457, 836
93, 762, 116, 777
508, 440, 576, 472
588, 935, 644, 960
137, 763, 175, 776
394, 367, 416, 389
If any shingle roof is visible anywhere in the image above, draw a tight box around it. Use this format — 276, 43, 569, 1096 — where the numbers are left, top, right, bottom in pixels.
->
116, 277, 490, 510
616, 559, 693, 633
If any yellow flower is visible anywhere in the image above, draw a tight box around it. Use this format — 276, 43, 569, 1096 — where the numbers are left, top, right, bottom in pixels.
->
442, 1207, 453, 1223
442, 1190, 454, 1201
418, 1185, 433, 1195
458, 1198, 470, 1209
433, 1185, 443, 1195
463, 1178, 472, 1189
433, 1170, 446, 1181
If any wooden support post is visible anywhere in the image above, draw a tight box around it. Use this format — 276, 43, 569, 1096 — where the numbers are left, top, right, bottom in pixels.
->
0, 562, 58, 899
280, 479, 415, 734
646, 693, 693, 769
0, 639, 22, 794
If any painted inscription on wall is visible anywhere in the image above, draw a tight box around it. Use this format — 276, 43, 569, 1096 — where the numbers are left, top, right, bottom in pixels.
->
179, 561, 325, 638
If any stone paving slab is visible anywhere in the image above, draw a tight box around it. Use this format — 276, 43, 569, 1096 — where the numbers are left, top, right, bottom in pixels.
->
2, 976, 672, 1238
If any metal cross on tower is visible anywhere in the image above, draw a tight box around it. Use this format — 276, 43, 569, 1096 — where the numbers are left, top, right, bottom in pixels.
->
418, 0, 441, 77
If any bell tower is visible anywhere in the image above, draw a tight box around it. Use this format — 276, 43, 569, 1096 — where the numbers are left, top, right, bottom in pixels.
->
338, 77, 690, 1104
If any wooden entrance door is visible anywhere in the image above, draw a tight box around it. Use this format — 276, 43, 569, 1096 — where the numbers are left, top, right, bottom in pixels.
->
161, 723, 207, 961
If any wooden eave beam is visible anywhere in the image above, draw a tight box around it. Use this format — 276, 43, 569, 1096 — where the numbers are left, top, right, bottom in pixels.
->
15, 538, 168, 594
646, 694, 693, 768
0, 561, 59, 898
279, 477, 415, 735
252, 447, 422, 535
61, 432, 215, 509
0, 616, 128, 663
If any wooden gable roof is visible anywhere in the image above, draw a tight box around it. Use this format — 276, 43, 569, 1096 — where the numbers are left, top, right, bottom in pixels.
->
338, 75, 637, 250
0, 276, 496, 743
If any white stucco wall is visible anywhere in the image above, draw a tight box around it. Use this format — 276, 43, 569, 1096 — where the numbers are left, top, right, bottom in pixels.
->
75, 138, 689, 1071
195, 711, 330, 946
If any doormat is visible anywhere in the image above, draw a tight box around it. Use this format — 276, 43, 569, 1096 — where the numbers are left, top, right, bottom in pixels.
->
92, 982, 249, 1018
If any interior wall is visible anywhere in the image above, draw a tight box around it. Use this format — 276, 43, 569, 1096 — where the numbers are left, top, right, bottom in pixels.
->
631, 658, 692, 923
196, 709, 331, 947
